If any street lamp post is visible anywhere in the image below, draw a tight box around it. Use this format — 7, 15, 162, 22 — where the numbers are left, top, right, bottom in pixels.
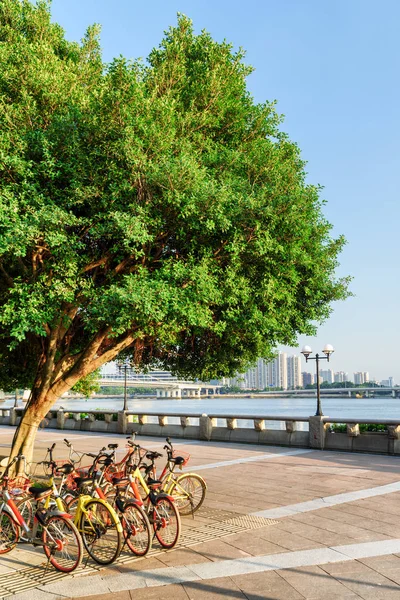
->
301, 344, 334, 417
118, 363, 129, 411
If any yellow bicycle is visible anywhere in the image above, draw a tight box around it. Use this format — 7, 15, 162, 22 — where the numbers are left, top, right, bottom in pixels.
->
20, 444, 123, 565
105, 441, 181, 549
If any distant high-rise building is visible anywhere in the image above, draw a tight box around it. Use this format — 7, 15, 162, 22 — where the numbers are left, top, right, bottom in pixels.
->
302, 372, 313, 387
320, 369, 334, 384
354, 372, 369, 385
244, 367, 257, 389
264, 352, 288, 389
380, 377, 394, 388
287, 355, 302, 389
334, 371, 349, 383
255, 358, 268, 390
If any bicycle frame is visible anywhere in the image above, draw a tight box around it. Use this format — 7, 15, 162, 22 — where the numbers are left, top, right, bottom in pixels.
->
1, 477, 69, 546
124, 458, 175, 506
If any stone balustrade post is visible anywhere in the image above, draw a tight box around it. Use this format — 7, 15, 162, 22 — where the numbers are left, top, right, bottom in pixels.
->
254, 419, 265, 431
309, 415, 329, 449
72, 413, 80, 421
388, 425, 400, 439
138, 415, 148, 425
104, 414, 113, 424
10, 408, 17, 426
180, 416, 190, 428
57, 409, 65, 430
199, 414, 213, 441
117, 410, 127, 434
227, 418, 237, 430
88, 413, 96, 422
158, 416, 168, 426
347, 423, 360, 437
286, 420, 296, 433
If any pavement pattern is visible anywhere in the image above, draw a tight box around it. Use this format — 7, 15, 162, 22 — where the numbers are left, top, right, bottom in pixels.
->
0, 427, 400, 598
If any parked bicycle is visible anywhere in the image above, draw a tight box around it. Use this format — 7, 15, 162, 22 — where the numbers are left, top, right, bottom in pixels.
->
0, 453, 83, 573
105, 439, 181, 549
142, 437, 207, 515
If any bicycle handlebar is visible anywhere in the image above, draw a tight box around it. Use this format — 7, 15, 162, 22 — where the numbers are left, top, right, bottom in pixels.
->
0, 454, 26, 480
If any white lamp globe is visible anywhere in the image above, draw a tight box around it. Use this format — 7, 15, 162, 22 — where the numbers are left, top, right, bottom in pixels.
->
301, 345, 312, 357
323, 344, 334, 355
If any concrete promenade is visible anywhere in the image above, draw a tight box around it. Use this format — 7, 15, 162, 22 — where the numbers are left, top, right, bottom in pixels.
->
1, 427, 400, 598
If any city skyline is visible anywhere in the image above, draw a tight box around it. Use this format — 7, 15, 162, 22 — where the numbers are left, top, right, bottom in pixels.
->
51, 0, 400, 383
223, 352, 397, 390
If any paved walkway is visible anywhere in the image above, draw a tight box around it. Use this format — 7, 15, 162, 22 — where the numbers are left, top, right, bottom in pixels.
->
1, 427, 400, 598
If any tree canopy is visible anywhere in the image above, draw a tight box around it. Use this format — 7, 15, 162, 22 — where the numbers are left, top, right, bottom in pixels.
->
0, 0, 349, 399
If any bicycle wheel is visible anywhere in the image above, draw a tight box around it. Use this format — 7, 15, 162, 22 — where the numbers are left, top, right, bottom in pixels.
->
152, 497, 181, 549
169, 474, 207, 515
79, 499, 122, 565
42, 515, 83, 573
0, 511, 19, 553
121, 501, 151, 556
66, 494, 80, 518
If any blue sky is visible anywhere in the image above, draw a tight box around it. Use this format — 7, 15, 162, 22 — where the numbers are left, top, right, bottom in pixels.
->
51, 0, 400, 383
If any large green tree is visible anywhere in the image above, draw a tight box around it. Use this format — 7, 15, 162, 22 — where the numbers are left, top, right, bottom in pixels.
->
0, 0, 349, 465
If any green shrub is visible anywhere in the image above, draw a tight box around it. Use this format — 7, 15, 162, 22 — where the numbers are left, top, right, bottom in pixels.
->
330, 423, 387, 433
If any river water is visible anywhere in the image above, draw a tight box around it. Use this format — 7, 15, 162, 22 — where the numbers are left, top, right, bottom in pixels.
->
5, 395, 398, 424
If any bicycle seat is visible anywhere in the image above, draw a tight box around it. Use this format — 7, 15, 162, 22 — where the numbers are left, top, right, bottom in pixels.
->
147, 477, 162, 488
112, 477, 129, 487
55, 463, 74, 475
74, 477, 92, 487
28, 486, 52, 500
170, 456, 185, 465
108, 444, 118, 450
146, 452, 162, 460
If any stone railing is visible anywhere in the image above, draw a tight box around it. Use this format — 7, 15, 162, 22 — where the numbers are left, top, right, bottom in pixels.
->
322, 417, 400, 454
2, 408, 400, 455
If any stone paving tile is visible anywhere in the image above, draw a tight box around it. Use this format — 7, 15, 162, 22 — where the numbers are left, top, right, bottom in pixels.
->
232, 570, 306, 599
0, 547, 45, 571
310, 507, 400, 539
75, 592, 131, 600
321, 561, 376, 576
323, 567, 400, 599
358, 554, 400, 572
216, 531, 287, 557
188, 539, 252, 562
278, 565, 362, 598
258, 528, 327, 552
274, 519, 354, 546
154, 548, 213, 568
183, 575, 248, 599
128, 584, 190, 600
354, 496, 400, 517
288, 512, 397, 541
333, 503, 400, 525
107, 557, 167, 573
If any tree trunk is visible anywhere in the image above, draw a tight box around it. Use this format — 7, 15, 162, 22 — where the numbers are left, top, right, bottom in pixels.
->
8, 329, 138, 474
9, 389, 59, 474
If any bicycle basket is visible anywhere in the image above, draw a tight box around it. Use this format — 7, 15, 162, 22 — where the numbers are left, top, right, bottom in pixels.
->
8, 475, 31, 496
172, 450, 190, 467
103, 463, 126, 483
65, 465, 91, 490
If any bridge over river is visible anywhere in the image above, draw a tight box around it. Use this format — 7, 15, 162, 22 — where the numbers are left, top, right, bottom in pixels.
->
99, 371, 221, 397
